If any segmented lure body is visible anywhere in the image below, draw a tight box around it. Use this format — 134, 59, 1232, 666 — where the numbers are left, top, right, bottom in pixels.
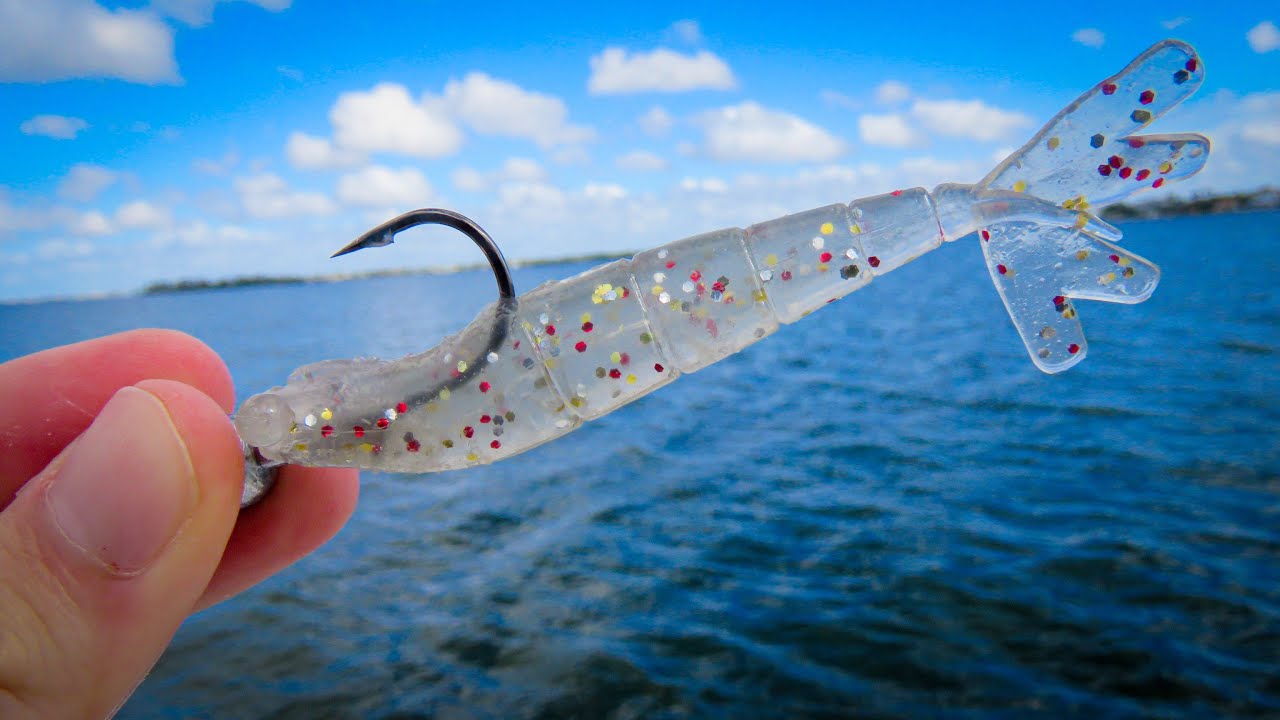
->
234, 40, 1210, 474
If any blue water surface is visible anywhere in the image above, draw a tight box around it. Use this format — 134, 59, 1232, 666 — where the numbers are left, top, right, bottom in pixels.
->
1, 211, 1277, 718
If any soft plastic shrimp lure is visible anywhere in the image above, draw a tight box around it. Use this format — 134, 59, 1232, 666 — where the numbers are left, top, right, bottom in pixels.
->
235, 40, 1209, 505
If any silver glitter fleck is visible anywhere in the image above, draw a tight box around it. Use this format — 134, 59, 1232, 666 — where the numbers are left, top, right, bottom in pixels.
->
658, 291, 671, 304
658, 249, 668, 259
759, 269, 773, 282
303, 414, 317, 427
653, 272, 666, 283
554, 419, 570, 428
487, 352, 500, 362
682, 281, 695, 293
539, 312, 550, 325
811, 236, 824, 250
384, 409, 398, 421
845, 248, 858, 260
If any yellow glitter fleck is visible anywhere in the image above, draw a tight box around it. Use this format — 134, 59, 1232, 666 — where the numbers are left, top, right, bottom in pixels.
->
1074, 213, 1089, 229
443, 439, 453, 448
1099, 272, 1117, 285
1013, 180, 1027, 193
359, 443, 374, 453
765, 254, 778, 267
1159, 161, 1173, 173
1117, 257, 1131, 267
1078, 198, 1090, 210
466, 452, 478, 462
1047, 136, 1060, 150
581, 312, 592, 323
1076, 250, 1090, 260
427, 402, 440, 413
626, 373, 637, 385
294, 442, 308, 451
753, 289, 767, 302
1062, 307, 1077, 319
1063, 198, 1077, 209
651, 284, 664, 296
289, 422, 298, 434
610, 351, 622, 363
817, 264, 829, 272
570, 397, 583, 407
439, 388, 450, 400
851, 223, 862, 234
320, 408, 333, 420
819, 222, 834, 235
544, 358, 557, 369
456, 360, 468, 372
596, 283, 612, 294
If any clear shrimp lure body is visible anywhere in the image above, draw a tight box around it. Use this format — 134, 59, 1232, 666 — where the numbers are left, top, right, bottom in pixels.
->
235, 40, 1209, 504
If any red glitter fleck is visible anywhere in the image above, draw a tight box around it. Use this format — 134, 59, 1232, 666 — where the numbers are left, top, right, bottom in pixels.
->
780, 270, 793, 281
980, 229, 990, 241
1119, 167, 1133, 179
620, 287, 629, 298
513, 340, 521, 349
1098, 164, 1113, 177
609, 368, 622, 379
479, 381, 491, 393
463, 426, 474, 438
891, 189, 903, 196
868, 256, 881, 268
819, 251, 833, 263
620, 352, 630, 365
396, 402, 408, 414
690, 270, 702, 282
582, 321, 593, 332
1068, 344, 1080, 354
372, 444, 382, 454
376, 418, 390, 429
1186, 57, 1198, 72
480, 414, 491, 423
654, 363, 665, 372
1102, 82, 1117, 95
1109, 155, 1123, 168
666, 260, 676, 269
1052, 295, 1066, 306
575, 341, 587, 353
1139, 89, 1155, 105
490, 440, 501, 449
711, 281, 725, 293
407, 439, 421, 452
1109, 254, 1120, 263
544, 325, 555, 336
997, 264, 1008, 275
321, 425, 334, 438
354, 426, 365, 438
1152, 178, 1165, 188
1128, 138, 1145, 148
1136, 168, 1151, 181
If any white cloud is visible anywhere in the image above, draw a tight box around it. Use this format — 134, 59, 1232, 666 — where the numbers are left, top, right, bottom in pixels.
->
550, 146, 591, 166
664, 19, 703, 45
696, 102, 846, 163
680, 177, 728, 193
616, 150, 669, 171
336, 165, 434, 208
234, 173, 335, 219
1241, 120, 1280, 145
71, 211, 113, 236
115, 200, 171, 230
36, 239, 95, 261
330, 83, 463, 158
450, 157, 547, 192
583, 183, 627, 201
1071, 28, 1106, 49
286, 131, 365, 169
0, 0, 179, 83
20, 115, 89, 140
910, 99, 1033, 142
1247, 21, 1280, 53
820, 90, 859, 111
150, 0, 290, 27
444, 72, 594, 147
588, 47, 737, 94
638, 106, 675, 137
858, 113, 923, 148
58, 163, 117, 201
874, 80, 911, 105
192, 151, 239, 175
1162, 17, 1189, 30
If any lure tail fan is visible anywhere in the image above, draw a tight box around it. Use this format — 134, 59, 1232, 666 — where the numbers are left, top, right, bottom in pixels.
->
975, 39, 1208, 372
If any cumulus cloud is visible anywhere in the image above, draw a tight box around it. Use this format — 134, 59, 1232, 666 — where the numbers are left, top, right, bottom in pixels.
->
234, 173, 335, 218
330, 83, 462, 158
0, 0, 179, 83
192, 151, 239, 175
874, 80, 911, 105
858, 113, 923, 148
20, 115, 89, 140
286, 131, 365, 169
1247, 21, 1280, 53
583, 182, 627, 201
664, 19, 703, 45
696, 102, 846, 163
909, 99, 1033, 142
70, 211, 113, 236
638, 106, 675, 137
58, 163, 117, 201
115, 200, 171, 230
616, 150, 670, 171
150, 0, 290, 27
336, 165, 434, 208
588, 47, 737, 94
1161, 17, 1189, 30
679, 177, 728, 193
1071, 28, 1106, 49
451, 157, 547, 192
444, 72, 594, 147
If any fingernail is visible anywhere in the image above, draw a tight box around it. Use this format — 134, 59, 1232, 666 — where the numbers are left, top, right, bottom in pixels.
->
46, 386, 198, 575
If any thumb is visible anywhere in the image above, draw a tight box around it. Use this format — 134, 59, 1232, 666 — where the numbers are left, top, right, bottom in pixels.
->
0, 380, 242, 719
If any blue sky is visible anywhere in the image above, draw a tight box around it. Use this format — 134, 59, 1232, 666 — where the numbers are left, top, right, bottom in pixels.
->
1, 1, 1277, 302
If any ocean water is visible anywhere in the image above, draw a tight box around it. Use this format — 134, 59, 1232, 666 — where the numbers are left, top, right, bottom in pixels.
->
1, 211, 1277, 719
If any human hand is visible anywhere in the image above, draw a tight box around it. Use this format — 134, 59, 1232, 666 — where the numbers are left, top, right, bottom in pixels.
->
0, 329, 359, 719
